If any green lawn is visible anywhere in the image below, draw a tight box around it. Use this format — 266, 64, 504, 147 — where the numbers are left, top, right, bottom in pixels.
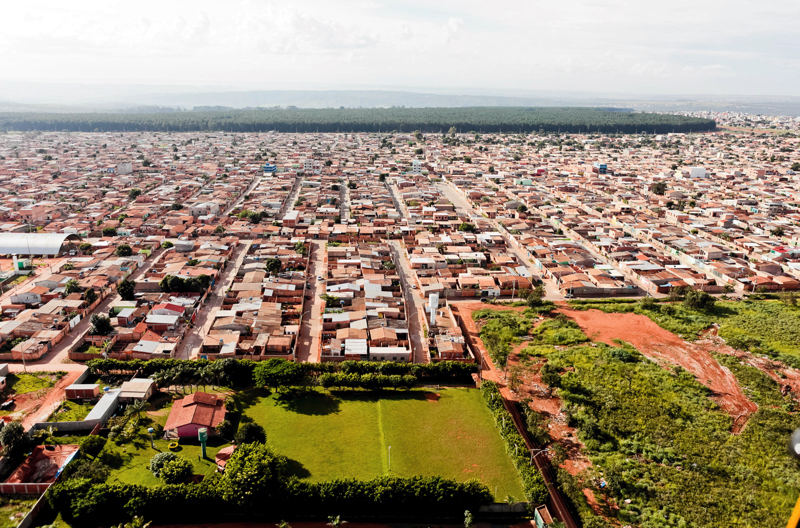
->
102, 394, 230, 487
6, 373, 60, 394
234, 387, 525, 500
47, 401, 93, 422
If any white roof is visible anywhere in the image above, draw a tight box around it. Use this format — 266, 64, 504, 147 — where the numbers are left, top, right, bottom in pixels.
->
0, 233, 81, 256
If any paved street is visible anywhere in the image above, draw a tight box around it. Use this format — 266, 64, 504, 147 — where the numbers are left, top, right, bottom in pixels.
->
176, 241, 251, 359
388, 240, 428, 363
295, 241, 325, 362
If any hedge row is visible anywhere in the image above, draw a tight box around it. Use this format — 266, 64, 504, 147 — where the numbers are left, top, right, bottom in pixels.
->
318, 372, 417, 390
87, 358, 479, 385
480, 381, 549, 504
48, 475, 493, 527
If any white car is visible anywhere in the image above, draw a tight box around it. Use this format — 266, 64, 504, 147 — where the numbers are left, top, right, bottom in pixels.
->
411, 284, 417, 289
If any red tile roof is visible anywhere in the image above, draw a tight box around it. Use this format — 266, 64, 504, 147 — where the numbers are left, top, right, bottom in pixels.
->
164, 392, 226, 432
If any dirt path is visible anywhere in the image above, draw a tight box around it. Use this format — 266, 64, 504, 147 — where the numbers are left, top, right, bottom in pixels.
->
558, 307, 757, 432
20, 370, 83, 429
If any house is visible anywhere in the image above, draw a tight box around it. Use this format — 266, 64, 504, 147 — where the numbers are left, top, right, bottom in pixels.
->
163, 392, 227, 438
145, 314, 179, 332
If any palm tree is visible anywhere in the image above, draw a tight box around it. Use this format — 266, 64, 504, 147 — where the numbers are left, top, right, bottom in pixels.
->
278, 521, 291, 528
126, 400, 148, 424
327, 516, 345, 528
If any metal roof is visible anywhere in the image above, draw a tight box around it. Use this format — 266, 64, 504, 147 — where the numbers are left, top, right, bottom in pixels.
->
0, 233, 81, 256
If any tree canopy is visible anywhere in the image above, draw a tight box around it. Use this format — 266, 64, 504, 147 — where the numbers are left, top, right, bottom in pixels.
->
0, 107, 716, 134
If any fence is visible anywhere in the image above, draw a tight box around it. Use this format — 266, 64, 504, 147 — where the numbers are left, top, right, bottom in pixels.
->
0, 483, 50, 495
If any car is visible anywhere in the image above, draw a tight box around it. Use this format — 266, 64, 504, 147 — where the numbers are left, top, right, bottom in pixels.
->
411, 284, 417, 289
317, 276, 324, 281
564, 293, 574, 299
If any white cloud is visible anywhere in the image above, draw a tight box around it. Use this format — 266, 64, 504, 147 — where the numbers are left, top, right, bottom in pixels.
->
440, 17, 464, 44
0, 0, 798, 96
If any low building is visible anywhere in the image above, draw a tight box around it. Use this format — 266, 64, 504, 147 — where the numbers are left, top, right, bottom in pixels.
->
164, 392, 227, 438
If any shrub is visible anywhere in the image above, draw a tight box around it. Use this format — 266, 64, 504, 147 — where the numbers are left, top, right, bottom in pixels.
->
149, 452, 178, 477
81, 435, 107, 458
160, 457, 194, 484
216, 419, 236, 439
234, 423, 266, 445
63, 459, 110, 484
0, 421, 32, 459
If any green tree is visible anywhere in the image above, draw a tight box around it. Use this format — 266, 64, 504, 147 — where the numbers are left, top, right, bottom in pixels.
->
80, 435, 107, 458
264, 258, 282, 276
649, 181, 668, 195
216, 419, 236, 439
253, 359, 303, 390
117, 279, 136, 300
64, 278, 81, 295
115, 244, 133, 257
458, 223, 476, 233
171, 202, 184, 210
0, 422, 32, 459
83, 288, 97, 305
220, 443, 288, 507
161, 241, 174, 249
102, 227, 117, 237
683, 289, 716, 311
149, 452, 178, 477
89, 314, 113, 336
516, 204, 528, 213
215, 225, 226, 234
234, 422, 267, 445
771, 227, 785, 237
128, 188, 142, 200
159, 456, 193, 484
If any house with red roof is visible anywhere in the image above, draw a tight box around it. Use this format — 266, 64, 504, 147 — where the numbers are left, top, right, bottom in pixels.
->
163, 392, 227, 438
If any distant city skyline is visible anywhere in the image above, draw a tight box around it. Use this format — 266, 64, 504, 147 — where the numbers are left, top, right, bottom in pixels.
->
2, 0, 799, 98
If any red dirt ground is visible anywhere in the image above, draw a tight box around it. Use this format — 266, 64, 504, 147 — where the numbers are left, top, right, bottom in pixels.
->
452, 303, 591, 474
557, 306, 758, 432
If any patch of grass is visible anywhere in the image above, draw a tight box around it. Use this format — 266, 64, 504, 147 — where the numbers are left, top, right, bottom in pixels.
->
0, 496, 37, 528
530, 316, 589, 346
6, 373, 60, 394
47, 400, 93, 422
526, 342, 800, 527
235, 387, 525, 500
74, 342, 103, 355
712, 353, 788, 408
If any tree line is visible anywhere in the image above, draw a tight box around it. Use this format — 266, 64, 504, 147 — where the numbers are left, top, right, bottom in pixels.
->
0, 107, 716, 134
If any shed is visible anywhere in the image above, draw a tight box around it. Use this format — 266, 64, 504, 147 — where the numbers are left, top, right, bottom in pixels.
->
65, 384, 100, 400
116, 308, 136, 326
0, 364, 8, 377
119, 378, 155, 402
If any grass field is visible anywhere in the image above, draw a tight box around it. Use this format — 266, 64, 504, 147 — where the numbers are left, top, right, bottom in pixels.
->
6, 373, 60, 394
0, 496, 37, 528
233, 387, 525, 500
47, 401, 94, 422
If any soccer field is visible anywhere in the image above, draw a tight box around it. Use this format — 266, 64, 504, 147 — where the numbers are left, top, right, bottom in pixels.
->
236, 387, 526, 500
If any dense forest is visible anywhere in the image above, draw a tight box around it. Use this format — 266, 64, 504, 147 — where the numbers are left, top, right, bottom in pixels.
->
0, 107, 716, 134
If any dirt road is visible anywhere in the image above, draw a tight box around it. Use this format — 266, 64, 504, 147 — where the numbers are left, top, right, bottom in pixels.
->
559, 306, 758, 432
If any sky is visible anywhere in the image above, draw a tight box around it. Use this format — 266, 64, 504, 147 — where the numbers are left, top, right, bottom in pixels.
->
1, 0, 799, 97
